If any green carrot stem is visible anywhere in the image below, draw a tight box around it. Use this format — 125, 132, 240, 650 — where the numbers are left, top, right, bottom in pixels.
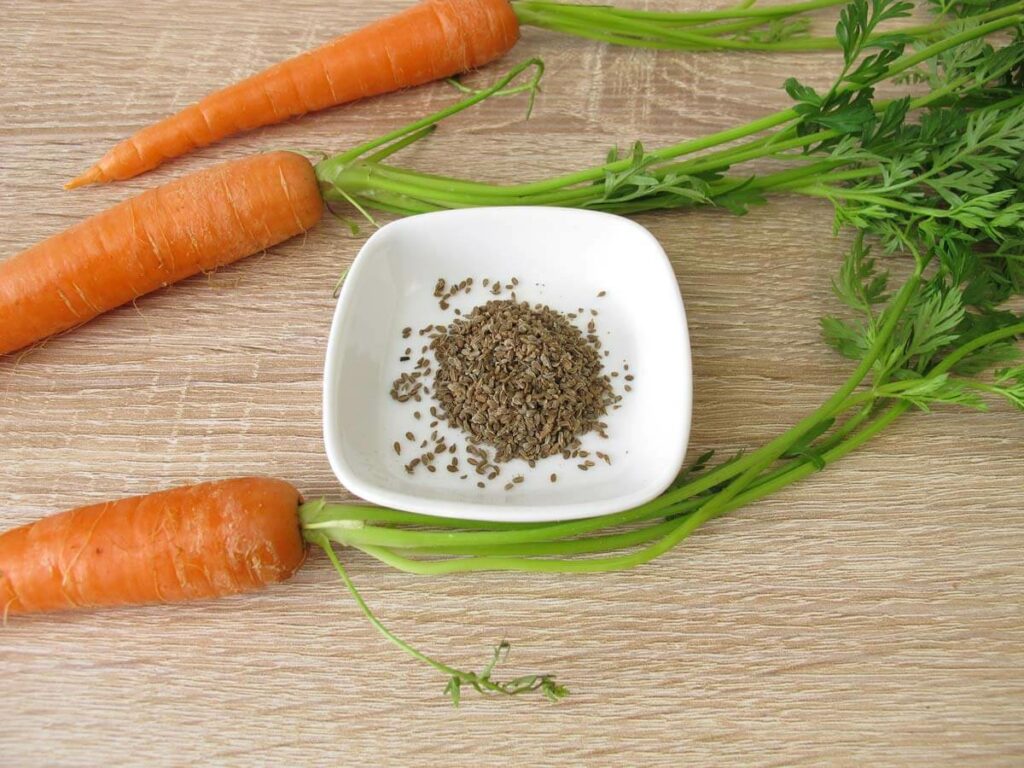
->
512, 0, 849, 24
313, 534, 566, 701
320, 58, 544, 169
515, 6, 842, 51
351, 404, 909, 574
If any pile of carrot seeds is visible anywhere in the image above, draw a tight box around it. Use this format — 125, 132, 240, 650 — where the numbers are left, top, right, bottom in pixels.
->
389, 277, 633, 490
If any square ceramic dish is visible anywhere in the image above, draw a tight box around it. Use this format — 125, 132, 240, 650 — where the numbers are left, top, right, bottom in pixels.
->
323, 207, 691, 523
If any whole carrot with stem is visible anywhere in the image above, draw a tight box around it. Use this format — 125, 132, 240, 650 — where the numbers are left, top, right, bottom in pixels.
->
0, 151, 322, 356
65, 0, 520, 189
0, 477, 566, 701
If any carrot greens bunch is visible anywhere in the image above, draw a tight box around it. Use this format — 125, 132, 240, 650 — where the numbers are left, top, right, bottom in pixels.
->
512, 0, 1023, 53
305, 0, 1024, 703
315, 2, 1024, 220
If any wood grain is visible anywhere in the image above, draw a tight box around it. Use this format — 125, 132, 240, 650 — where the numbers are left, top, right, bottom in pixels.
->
1, 2, 1022, 766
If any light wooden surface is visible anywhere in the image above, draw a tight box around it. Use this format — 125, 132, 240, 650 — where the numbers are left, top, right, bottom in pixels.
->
1, 2, 1022, 766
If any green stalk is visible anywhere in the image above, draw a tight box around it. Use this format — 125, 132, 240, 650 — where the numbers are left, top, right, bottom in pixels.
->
318, 58, 545, 171
513, 0, 849, 24
514, 1, 1024, 53
514, 6, 842, 52
351, 404, 908, 575
312, 533, 566, 701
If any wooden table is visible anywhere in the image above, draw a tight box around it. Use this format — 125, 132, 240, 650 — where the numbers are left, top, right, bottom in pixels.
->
2, 2, 1022, 765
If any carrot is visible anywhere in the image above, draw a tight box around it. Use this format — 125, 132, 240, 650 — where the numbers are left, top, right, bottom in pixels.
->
66, 0, 520, 189
0, 478, 305, 615
0, 151, 322, 356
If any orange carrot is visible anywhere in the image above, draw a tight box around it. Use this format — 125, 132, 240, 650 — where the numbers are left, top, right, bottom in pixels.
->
0, 478, 305, 615
1, 151, 322, 356
67, 0, 520, 189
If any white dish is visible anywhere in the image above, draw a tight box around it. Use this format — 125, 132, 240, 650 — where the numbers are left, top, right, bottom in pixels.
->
322, 207, 692, 523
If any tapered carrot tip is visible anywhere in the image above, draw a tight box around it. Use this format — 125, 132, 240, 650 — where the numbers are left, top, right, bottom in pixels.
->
65, 166, 104, 190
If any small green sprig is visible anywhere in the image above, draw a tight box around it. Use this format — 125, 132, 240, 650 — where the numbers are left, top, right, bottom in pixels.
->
311, 532, 567, 705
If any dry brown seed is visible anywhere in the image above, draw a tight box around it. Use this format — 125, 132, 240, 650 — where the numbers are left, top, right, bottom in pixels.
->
513, 475, 524, 484
597, 290, 606, 297
550, 473, 557, 483
482, 279, 490, 287
504, 482, 515, 491
449, 444, 457, 454
440, 301, 449, 310
625, 374, 634, 381
625, 385, 632, 392
402, 327, 412, 338
420, 440, 428, 448
405, 432, 414, 441
477, 481, 486, 488
414, 411, 421, 420
393, 442, 401, 455
424, 298, 615, 464
578, 464, 589, 471
427, 465, 437, 473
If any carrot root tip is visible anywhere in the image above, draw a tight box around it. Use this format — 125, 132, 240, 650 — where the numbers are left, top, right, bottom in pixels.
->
65, 167, 104, 190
